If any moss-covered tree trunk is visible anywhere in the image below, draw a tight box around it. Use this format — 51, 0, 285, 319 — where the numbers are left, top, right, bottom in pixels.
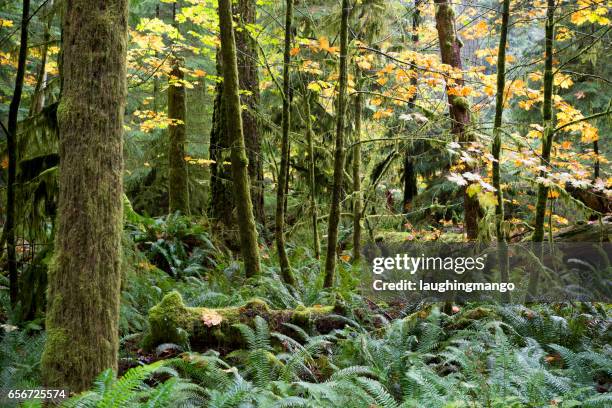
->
218, 0, 261, 278
41, 0, 128, 392
145, 292, 347, 350
168, 59, 190, 215
236, 0, 264, 224
324, 0, 350, 288
4, 0, 30, 306
209, 51, 234, 225
305, 91, 321, 259
492, 0, 511, 302
402, 0, 421, 213
528, 0, 556, 299
532, 0, 556, 244
352, 66, 362, 262
434, 0, 480, 240
275, 0, 296, 286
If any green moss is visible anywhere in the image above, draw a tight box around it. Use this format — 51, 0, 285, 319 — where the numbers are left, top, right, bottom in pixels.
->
145, 293, 342, 350
451, 96, 470, 110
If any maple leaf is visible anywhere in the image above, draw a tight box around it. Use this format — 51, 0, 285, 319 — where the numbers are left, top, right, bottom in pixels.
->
201, 310, 223, 327
447, 172, 468, 186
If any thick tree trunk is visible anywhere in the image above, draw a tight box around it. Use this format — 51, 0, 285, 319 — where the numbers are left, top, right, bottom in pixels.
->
4, 0, 30, 306
352, 67, 362, 261
324, 0, 350, 288
144, 292, 347, 350
235, 0, 264, 224
492, 0, 511, 303
275, 0, 296, 286
434, 0, 480, 240
209, 51, 234, 225
218, 0, 261, 277
41, 0, 128, 392
305, 91, 321, 259
402, 0, 421, 213
528, 0, 556, 299
168, 59, 190, 215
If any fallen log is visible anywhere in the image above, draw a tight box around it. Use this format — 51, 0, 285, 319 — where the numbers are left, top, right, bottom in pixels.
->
144, 291, 348, 350
554, 216, 611, 242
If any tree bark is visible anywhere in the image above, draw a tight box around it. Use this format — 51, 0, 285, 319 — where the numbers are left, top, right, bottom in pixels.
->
235, 0, 264, 224
41, 0, 128, 392
4, 0, 30, 306
528, 0, 556, 299
209, 50, 234, 225
304, 91, 321, 259
168, 59, 190, 215
402, 0, 421, 213
324, 0, 350, 288
275, 0, 296, 286
532, 0, 556, 244
492, 0, 511, 303
434, 0, 480, 240
218, 0, 261, 278
352, 66, 362, 262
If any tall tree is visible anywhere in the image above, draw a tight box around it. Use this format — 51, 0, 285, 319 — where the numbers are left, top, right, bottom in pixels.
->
168, 2, 190, 214
324, 0, 350, 288
434, 0, 480, 240
528, 0, 556, 299
168, 59, 190, 214
352, 66, 362, 262
4, 0, 30, 306
218, 0, 262, 278
402, 0, 421, 212
41, 0, 128, 391
29, 0, 53, 116
209, 0, 263, 225
532, 0, 556, 244
236, 0, 264, 223
209, 50, 234, 225
275, 0, 296, 286
304, 90, 321, 259
492, 0, 511, 303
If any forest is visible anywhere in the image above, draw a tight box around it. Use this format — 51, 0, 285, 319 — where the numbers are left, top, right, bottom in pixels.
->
0, 0, 611, 406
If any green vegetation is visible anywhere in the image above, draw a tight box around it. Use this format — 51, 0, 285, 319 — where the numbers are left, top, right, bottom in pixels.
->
0, 0, 610, 406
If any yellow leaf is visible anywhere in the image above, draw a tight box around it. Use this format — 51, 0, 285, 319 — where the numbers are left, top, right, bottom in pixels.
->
201, 310, 223, 327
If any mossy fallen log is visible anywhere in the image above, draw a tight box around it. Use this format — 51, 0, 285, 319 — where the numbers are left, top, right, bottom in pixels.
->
144, 291, 348, 350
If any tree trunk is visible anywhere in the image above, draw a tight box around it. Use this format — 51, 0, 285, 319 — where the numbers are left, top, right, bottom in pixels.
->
4, 0, 30, 306
528, 0, 556, 299
324, 0, 350, 288
492, 0, 511, 303
168, 59, 190, 215
305, 91, 321, 259
352, 66, 362, 262
402, 0, 421, 213
434, 0, 480, 240
235, 0, 264, 224
218, 0, 261, 278
209, 50, 234, 225
29, 0, 53, 116
41, 0, 128, 392
144, 291, 347, 350
532, 0, 556, 244
275, 0, 296, 286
